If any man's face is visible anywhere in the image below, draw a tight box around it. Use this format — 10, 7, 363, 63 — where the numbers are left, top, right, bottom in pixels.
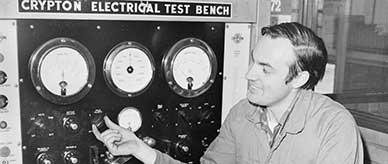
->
246, 36, 296, 106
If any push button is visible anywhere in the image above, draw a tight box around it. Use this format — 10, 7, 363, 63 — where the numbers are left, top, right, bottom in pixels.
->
0, 95, 8, 109
0, 121, 7, 129
0, 146, 10, 157
0, 71, 7, 84
0, 53, 4, 63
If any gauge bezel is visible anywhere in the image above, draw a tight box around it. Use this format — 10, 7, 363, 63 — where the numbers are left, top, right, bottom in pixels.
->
162, 38, 217, 98
29, 37, 96, 105
103, 41, 155, 97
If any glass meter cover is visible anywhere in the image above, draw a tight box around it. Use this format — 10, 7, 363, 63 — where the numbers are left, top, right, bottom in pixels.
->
103, 41, 155, 97
162, 38, 217, 98
29, 38, 96, 105
118, 107, 142, 132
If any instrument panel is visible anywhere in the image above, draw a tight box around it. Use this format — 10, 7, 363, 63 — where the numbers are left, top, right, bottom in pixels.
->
15, 20, 224, 164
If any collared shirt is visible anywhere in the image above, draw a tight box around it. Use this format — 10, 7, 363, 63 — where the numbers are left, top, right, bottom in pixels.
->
154, 90, 364, 164
257, 107, 289, 148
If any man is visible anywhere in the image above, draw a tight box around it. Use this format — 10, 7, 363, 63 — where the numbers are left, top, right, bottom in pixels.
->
93, 22, 363, 164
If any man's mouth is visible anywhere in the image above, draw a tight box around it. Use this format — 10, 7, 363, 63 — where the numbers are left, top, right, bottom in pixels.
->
248, 84, 262, 92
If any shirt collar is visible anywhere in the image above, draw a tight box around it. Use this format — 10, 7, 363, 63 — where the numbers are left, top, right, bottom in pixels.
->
245, 90, 310, 134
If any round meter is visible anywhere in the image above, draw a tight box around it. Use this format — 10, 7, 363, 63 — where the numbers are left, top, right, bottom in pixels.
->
162, 38, 217, 98
103, 42, 155, 97
118, 107, 142, 132
29, 38, 96, 105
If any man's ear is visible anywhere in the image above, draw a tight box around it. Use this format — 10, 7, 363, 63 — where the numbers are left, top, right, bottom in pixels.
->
290, 71, 309, 88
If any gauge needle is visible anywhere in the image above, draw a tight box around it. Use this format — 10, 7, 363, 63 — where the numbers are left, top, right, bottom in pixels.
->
61, 70, 65, 81
59, 70, 67, 96
127, 53, 134, 74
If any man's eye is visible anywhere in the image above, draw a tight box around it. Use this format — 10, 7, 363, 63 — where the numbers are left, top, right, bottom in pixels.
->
263, 68, 269, 74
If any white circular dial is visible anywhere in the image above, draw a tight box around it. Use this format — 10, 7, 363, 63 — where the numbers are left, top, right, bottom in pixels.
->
163, 38, 217, 98
40, 47, 89, 96
30, 37, 95, 105
118, 107, 142, 132
110, 48, 153, 93
104, 42, 155, 97
173, 47, 211, 90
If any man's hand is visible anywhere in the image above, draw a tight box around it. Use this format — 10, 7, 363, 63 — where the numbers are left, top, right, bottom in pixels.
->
92, 116, 157, 164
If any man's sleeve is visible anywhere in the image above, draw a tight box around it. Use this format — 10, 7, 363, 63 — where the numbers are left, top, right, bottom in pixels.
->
199, 102, 239, 164
316, 111, 364, 164
153, 101, 241, 164
154, 149, 186, 164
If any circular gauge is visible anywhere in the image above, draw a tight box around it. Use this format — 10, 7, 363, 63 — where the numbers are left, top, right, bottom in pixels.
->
29, 37, 95, 105
104, 41, 155, 97
162, 38, 217, 98
118, 107, 142, 132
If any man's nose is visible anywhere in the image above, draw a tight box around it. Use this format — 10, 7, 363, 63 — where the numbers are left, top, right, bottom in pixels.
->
245, 65, 260, 80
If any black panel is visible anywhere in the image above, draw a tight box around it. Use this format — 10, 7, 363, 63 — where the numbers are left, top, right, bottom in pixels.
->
17, 20, 224, 164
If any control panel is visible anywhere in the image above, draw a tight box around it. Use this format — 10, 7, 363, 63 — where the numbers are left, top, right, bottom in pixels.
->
12, 20, 224, 164
0, 20, 23, 164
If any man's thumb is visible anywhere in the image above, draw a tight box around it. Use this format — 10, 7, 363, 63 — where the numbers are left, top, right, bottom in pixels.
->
104, 116, 121, 130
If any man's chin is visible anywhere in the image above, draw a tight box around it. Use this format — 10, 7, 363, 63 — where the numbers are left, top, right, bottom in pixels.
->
247, 96, 267, 107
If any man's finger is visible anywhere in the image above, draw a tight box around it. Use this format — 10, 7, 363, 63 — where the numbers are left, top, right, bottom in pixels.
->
92, 124, 102, 141
100, 129, 119, 140
105, 135, 122, 146
104, 116, 122, 130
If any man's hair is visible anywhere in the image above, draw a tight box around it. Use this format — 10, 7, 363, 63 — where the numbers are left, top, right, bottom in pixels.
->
261, 22, 328, 89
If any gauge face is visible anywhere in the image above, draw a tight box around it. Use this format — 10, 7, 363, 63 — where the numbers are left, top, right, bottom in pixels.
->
29, 38, 95, 105
111, 48, 153, 93
104, 42, 154, 97
173, 47, 211, 90
118, 107, 142, 132
163, 38, 217, 98
40, 47, 88, 96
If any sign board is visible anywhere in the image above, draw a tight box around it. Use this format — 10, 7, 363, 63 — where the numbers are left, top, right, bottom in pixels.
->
18, 0, 232, 18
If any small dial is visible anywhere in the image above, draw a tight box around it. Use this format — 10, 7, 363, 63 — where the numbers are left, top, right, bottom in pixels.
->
40, 47, 88, 96
104, 42, 155, 97
117, 107, 142, 132
163, 38, 217, 98
29, 38, 95, 105
173, 46, 211, 91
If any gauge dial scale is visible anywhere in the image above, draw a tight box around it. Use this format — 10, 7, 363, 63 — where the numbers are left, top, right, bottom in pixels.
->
29, 38, 96, 105
118, 107, 142, 132
163, 38, 217, 98
104, 42, 155, 97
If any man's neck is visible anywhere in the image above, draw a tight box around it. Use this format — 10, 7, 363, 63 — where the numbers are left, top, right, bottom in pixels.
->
267, 89, 300, 121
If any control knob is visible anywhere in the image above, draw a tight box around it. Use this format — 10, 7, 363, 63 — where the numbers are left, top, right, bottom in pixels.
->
27, 114, 50, 137
0, 95, 8, 109
0, 71, 7, 84
36, 152, 54, 164
175, 140, 191, 156
63, 151, 80, 164
63, 116, 80, 134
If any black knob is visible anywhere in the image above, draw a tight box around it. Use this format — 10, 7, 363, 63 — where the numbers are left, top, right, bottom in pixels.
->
153, 111, 168, 125
63, 151, 80, 164
175, 141, 191, 156
28, 115, 49, 137
63, 117, 80, 134
0, 71, 7, 85
142, 136, 156, 147
91, 114, 107, 132
36, 152, 54, 164
0, 95, 8, 109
